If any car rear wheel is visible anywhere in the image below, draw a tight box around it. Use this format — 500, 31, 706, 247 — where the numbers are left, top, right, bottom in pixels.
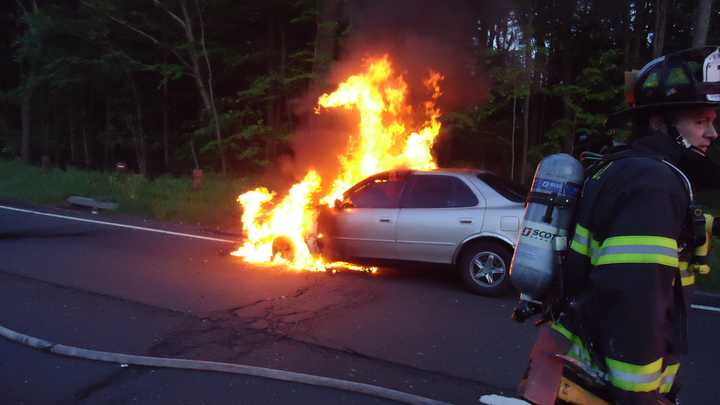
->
458, 241, 512, 296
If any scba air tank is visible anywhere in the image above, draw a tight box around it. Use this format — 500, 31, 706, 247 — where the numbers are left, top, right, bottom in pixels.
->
510, 153, 584, 304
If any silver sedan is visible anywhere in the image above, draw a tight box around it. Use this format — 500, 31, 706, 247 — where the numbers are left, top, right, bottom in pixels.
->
316, 169, 526, 295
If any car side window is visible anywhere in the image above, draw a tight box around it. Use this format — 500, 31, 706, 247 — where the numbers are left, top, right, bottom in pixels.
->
346, 175, 405, 208
401, 175, 479, 208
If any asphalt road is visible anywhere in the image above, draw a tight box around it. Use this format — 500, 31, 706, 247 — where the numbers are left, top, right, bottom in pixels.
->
1, 203, 719, 404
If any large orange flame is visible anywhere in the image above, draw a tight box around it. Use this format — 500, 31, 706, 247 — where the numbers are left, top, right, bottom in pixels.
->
231, 55, 443, 271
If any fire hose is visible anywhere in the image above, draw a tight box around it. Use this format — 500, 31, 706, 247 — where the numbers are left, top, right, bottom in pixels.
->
0, 324, 450, 405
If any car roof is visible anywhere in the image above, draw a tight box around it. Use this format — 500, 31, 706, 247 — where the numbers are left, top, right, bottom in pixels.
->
409, 168, 493, 176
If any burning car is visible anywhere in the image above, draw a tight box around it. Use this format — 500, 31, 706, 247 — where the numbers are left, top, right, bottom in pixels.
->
315, 169, 525, 295
232, 55, 525, 295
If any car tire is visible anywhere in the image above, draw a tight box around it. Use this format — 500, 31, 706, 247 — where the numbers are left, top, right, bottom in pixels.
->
458, 240, 512, 296
272, 237, 295, 262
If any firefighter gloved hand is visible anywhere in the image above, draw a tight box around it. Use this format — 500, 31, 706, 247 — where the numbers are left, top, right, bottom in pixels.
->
691, 214, 714, 275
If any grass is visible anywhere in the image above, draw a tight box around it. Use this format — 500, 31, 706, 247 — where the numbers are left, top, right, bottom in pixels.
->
0, 159, 250, 229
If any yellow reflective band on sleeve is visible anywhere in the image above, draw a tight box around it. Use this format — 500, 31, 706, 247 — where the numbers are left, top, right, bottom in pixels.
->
682, 274, 695, 287
571, 224, 592, 256
571, 224, 600, 258
551, 322, 574, 340
571, 239, 590, 256
575, 224, 590, 238
592, 236, 679, 268
605, 357, 663, 392
659, 363, 680, 394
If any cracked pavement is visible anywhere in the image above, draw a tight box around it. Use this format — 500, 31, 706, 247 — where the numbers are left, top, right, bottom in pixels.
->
1, 204, 719, 404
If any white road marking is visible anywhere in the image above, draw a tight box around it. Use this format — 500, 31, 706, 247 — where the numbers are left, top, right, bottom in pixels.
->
691, 304, 720, 313
0, 205, 238, 244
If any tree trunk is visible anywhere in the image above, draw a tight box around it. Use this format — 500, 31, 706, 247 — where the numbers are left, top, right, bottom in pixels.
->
190, 138, 200, 170
521, 91, 531, 185
313, 0, 339, 81
128, 77, 147, 178
21, 85, 33, 163
266, 12, 277, 162
18, 1, 42, 163
162, 80, 170, 170
69, 111, 77, 164
280, 16, 292, 125
521, 38, 535, 185
83, 127, 91, 168
632, 3, 649, 67
653, 0, 669, 57
623, 2, 634, 69
693, 0, 714, 47
180, 0, 226, 174
511, 88, 517, 181
563, 96, 577, 154
103, 99, 111, 170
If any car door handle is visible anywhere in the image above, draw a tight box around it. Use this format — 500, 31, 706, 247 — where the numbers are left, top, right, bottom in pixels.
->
379, 218, 392, 223
459, 219, 472, 224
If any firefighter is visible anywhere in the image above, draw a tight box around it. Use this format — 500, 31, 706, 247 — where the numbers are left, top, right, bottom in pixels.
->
521, 47, 720, 405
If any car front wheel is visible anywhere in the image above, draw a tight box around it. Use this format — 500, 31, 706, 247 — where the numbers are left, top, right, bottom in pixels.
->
458, 241, 512, 296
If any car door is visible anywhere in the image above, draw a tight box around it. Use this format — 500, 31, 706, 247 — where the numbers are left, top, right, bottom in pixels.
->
331, 172, 406, 260
395, 174, 485, 263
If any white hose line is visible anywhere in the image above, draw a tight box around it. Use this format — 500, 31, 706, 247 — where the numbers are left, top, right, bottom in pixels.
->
0, 325, 450, 405
691, 304, 720, 313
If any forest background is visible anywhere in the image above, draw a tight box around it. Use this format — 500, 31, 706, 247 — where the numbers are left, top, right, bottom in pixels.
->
2, 0, 720, 290
1, 0, 719, 213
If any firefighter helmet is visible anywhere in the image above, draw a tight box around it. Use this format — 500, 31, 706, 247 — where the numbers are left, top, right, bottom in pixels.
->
622, 47, 720, 115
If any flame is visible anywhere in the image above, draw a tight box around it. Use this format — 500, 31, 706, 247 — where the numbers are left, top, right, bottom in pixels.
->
318, 55, 442, 204
232, 55, 443, 271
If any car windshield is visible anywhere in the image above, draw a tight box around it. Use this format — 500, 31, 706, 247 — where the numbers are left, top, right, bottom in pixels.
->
477, 173, 527, 203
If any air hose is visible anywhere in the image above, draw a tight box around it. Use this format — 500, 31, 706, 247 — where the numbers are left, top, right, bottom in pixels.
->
0, 325, 450, 405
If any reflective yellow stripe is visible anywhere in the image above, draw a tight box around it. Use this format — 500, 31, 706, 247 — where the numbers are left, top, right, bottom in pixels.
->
592, 236, 679, 267
571, 224, 592, 256
608, 375, 662, 392
606, 357, 663, 392
575, 224, 590, 238
571, 224, 601, 258
606, 357, 663, 375
601, 236, 677, 250
659, 363, 680, 394
551, 322, 576, 341
679, 261, 696, 286
594, 253, 679, 267
551, 323, 594, 367
571, 239, 590, 256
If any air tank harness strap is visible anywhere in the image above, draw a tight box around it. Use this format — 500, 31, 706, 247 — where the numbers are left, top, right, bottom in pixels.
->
527, 192, 574, 224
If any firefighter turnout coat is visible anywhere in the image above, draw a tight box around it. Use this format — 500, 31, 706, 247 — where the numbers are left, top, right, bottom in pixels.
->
554, 133, 695, 404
